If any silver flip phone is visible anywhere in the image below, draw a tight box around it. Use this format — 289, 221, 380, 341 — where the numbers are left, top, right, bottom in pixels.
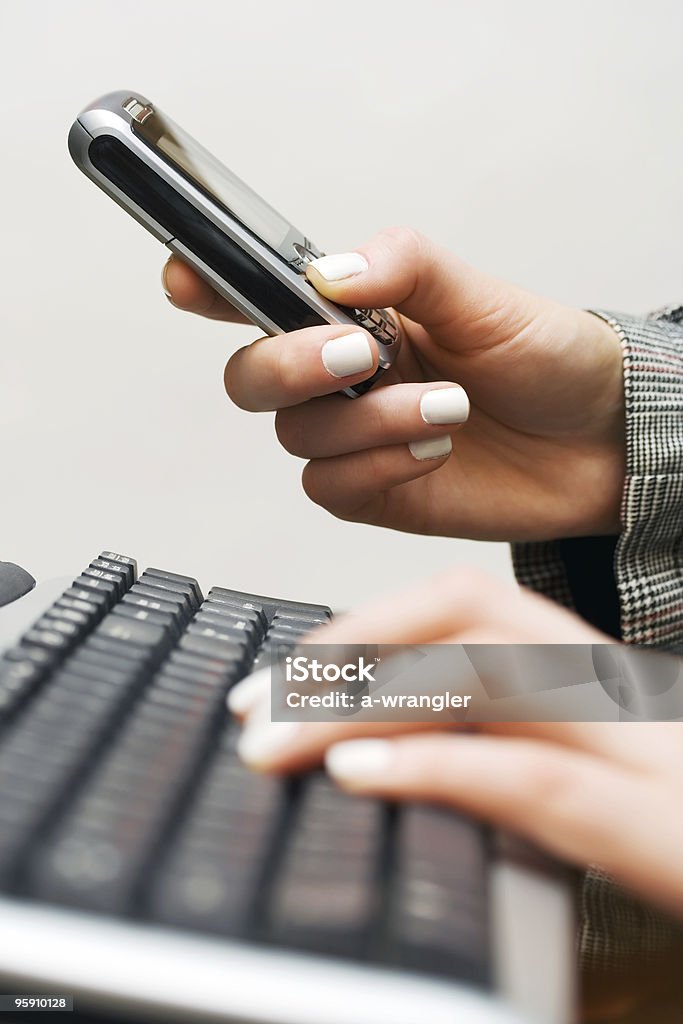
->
68, 91, 401, 397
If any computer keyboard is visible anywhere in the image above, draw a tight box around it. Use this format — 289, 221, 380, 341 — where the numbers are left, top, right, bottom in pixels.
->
0, 551, 494, 995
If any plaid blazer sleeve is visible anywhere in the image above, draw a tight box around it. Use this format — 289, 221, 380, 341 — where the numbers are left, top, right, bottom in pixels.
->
511, 307, 683, 977
512, 306, 683, 647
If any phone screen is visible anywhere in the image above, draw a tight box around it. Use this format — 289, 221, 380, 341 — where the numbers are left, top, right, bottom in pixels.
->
134, 109, 297, 255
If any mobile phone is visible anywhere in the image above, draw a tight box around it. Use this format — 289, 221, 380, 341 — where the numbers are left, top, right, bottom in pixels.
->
68, 91, 401, 397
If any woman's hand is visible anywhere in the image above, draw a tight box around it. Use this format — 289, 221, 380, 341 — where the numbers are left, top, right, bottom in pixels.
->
162, 228, 625, 542
227, 568, 683, 919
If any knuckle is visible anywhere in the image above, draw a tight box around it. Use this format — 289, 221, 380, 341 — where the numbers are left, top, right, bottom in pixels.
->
302, 463, 350, 521
508, 747, 588, 826
508, 749, 567, 807
223, 353, 255, 411
301, 463, 331, 510
446, 565, 496, 605
275, 343, 304, 400
274, 409, 306, 456
378, 225, 427, 261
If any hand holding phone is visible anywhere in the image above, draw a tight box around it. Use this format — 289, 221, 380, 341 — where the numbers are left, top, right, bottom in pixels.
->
69, 91, 401, 397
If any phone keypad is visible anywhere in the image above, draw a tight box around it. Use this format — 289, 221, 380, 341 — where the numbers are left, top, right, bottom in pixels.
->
350, 307, 401, 349
289, 242, 401, 353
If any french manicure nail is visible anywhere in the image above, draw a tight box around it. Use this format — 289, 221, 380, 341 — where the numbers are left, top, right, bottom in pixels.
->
408, 435, 452, 461
227, 667, 271, 716
326, 739, 394, 781
322, 332, 374, 378
161, 262, 172, 299
308, 252, 368, 282
237, 717, 300, 767
420, 387, 470, 425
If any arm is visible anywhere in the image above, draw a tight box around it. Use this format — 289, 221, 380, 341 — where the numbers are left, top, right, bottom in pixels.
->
513, 307, 683, 648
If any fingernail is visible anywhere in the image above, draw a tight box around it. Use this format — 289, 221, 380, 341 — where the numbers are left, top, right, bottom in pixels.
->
322, 332, 374, 378
307, 252, 369, 282
237, 717, 300, 767
409, 435, 452, 461
227, 667, 271, 716
161, 262, 172, 299
326, 739, 394, 782
420, 386, 470, 425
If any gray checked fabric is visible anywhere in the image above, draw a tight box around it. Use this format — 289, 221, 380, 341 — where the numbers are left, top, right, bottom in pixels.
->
511, 307, 683, 975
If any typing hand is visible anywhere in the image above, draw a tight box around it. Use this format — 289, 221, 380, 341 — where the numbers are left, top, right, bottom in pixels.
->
228, 567, 683, 919
162, 227, 624, 543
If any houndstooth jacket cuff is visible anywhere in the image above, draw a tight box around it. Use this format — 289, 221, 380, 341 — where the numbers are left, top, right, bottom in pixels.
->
512, 307, 683, 648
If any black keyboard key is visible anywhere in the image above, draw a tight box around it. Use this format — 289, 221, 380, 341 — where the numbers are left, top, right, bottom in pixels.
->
167, 649, 244, 685
131, 581, 193, 623
3, 645, 56, 670
267, 775, 383, 957
387, 805, 490, 985
56, 594, 103, 620
0, 661, 147, 880
97, 552, 138, 588
191, 612, 260, 653
148, 732, 286, 935
44, 605, 91, 631
72, 574, 118, 610
140, 570, 202, 613
199, 603, 265, 635
63, 658, 128, 688
270, 612, 330, 633
28, 671, 228, 911
179, 631, 249, 667
63, 585, 111, 614
122, 590, 187, 625
81, 635, 156, 666
0, 659, 44, 721
210, 587, 332, 627
22, 626, 75, 657
205, 592, 268, 634
81, 566, 127, 601
89, 559, 133, 596
161, 661, 230, 690
96, 614, 169, 652
113, 602, 181, 638
33, 616, 81, 642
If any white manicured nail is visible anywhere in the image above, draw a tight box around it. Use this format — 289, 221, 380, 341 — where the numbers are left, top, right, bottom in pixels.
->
161, 262, 172, 298
326, 739, 394, 781
308, 252, 368, 282
227, 667, 271, 716
322, 332, 374, 378
237, 717, 300, 766
420, 387, 470, 425
409, 435, 452, 461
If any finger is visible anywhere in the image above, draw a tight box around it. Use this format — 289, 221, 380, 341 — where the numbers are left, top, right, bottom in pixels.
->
301, 438, 455, 520
300, 569, 599, 647
304, 227, 541, 342
324, 733, 683, 915
235, 699, 440, 773
162, 257, 249, 322
231, 623, 515, 771
303, 568, 523, 647
275, 383, 469, 458
225, 326, 379, 412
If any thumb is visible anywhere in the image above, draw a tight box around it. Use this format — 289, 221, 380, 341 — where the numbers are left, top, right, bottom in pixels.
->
306, 226, 543, 340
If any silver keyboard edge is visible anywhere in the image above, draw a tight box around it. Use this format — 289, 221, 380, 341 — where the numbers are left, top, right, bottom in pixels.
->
492, 859, 576, 1024
0, 897, 526, 1024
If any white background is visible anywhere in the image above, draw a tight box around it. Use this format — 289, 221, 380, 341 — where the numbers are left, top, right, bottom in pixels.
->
2, 0, 682, 609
